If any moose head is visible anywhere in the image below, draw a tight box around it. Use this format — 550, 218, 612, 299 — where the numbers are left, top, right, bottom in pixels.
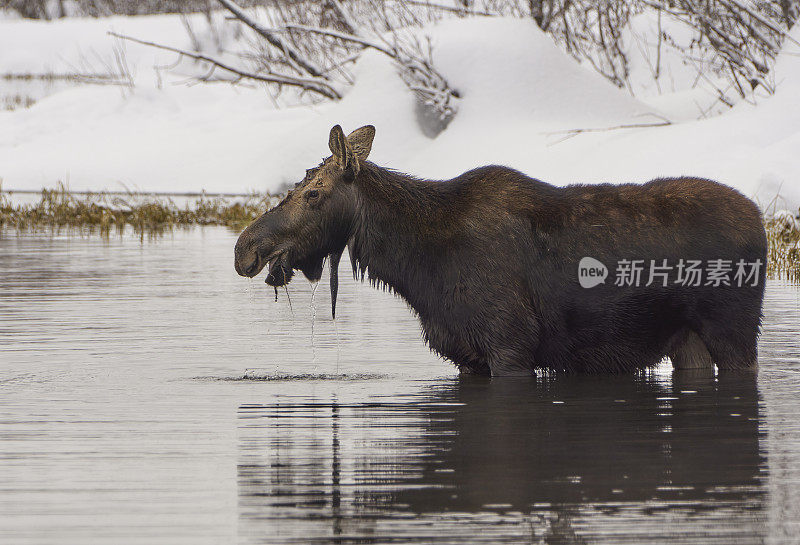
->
234, 124, 376, 317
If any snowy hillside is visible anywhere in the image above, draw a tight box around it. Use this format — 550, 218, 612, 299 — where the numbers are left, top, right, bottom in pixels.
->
1, 11, 799, 209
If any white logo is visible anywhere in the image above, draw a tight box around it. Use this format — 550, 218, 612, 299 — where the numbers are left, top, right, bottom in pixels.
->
579, 257, 608, 288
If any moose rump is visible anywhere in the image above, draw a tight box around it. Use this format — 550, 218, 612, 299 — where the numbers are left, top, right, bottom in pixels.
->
234, 124, 768, 376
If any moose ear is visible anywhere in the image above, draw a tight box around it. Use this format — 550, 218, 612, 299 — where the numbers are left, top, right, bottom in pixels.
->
328, 124, 358, 177
328, 124, 347, 162
347, 125, 375, 161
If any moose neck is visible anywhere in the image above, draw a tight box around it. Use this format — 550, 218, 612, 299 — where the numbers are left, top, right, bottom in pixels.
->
347, 161, 449, 310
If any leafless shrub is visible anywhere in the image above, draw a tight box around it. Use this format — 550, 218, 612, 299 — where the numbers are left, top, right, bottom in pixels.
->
642, 0, 799, 99
544, 1, 636, 90
415, 0, 799, 102
412, 1, 636, 90
220, 0, 460, 123
1, 0, 273, 18
108, 0, 460, 127
13, 0, 797, 126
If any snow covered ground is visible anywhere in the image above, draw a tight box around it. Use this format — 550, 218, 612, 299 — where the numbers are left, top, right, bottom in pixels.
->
1, 11, 799, 210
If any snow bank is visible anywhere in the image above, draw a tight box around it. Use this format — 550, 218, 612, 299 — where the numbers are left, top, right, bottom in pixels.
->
0, 13, 312, 193
1, 14, 799, 209
0, 11, 417, 193
407, 17, 661, 178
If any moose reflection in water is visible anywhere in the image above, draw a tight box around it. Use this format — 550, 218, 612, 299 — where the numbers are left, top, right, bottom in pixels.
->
237, 372, 765, 544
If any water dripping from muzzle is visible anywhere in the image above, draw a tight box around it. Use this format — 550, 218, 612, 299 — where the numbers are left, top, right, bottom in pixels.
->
329, 250, 343, 320
310, 281, 318, 368
284, 286, 293, 315
269, 280, 293, 315
266, 258, 292, 308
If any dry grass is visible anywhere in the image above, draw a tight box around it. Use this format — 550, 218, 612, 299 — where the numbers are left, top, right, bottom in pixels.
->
0, 183, 276, 236
766, 211, 800, 282
2, 94, 36, 111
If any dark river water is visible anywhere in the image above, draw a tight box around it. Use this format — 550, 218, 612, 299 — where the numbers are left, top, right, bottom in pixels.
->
1, 227, 799, 544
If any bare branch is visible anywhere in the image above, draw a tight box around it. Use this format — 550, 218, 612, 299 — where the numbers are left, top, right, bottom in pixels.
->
400, 0, 496, 17
216, 0, 327, 78
722, 0, 800, 46
320, 51, 362, 75
282, 22, 459, 120
107, 32, 341, 99
548, 120, 672, 135
546, 120, 673, 145
283, 23, 395, 56
327, 0, 360, 35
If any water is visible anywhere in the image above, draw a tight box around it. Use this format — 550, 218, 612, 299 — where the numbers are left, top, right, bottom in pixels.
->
1, 226, 799, 544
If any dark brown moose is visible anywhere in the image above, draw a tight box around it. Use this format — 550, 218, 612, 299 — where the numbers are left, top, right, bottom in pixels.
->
234, 125, 767, 376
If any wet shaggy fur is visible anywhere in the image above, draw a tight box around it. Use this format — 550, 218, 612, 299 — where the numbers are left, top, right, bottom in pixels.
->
235, 126, 767, 376
345, 164, 766, 375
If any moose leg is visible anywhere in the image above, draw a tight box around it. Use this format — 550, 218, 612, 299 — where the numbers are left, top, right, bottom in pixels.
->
669, 329, 714, 370
458, 360, 491, 376
698, 322, 759, 371
487, 347, 535, 377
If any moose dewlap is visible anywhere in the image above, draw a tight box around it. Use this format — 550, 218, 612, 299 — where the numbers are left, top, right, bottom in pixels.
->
234, 124, 767, 376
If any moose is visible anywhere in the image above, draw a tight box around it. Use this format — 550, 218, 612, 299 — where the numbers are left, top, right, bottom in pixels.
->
234, 125, 767, 376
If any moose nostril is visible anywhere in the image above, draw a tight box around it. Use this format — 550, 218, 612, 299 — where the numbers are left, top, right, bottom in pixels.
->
242, 255, 262, 277
234, 255, 257, 277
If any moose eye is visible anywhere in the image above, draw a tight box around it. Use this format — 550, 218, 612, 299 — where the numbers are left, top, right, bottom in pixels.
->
306, 189, 320, 201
